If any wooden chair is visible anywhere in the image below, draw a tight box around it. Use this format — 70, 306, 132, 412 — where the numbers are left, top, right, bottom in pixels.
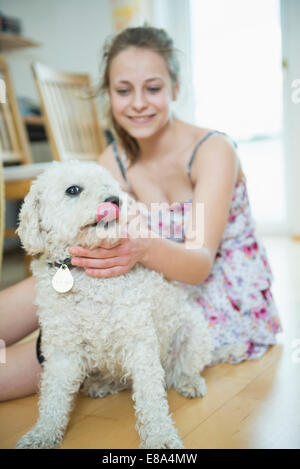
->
0, 55, 51, 276
0, 55, 32, 168
31, 62, 106, 162
0, 54, 50, 201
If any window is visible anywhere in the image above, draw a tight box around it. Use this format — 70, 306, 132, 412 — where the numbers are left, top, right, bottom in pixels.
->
190, 0, 286, 231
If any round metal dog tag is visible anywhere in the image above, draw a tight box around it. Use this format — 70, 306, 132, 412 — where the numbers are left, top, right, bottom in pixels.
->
52, 264, 74, 293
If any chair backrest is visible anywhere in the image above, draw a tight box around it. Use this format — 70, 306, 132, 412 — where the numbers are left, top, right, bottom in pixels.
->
0, 55, 32, 165
31, 62, 106, 162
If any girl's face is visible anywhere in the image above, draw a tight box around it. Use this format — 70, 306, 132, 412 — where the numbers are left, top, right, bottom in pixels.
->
108, 47, 178, 140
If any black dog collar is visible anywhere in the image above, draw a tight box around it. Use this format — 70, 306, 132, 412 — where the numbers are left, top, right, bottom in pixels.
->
47, 257, 74, 269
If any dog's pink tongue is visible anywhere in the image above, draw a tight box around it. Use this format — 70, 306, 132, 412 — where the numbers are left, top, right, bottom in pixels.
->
96, 202, 119, 223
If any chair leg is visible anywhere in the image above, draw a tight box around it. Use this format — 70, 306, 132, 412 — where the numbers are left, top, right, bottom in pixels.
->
4, 228, 18, 238
25, 254, 32, 278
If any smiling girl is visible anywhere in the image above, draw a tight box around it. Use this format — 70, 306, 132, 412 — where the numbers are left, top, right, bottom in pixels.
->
0, 26, 282, 401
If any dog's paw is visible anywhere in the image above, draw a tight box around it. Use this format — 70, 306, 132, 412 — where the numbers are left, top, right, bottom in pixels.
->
159, 437, 184, 450
82, 382, 114, 398
175, 375, 207, 398
140, 435, 184, 449
81, 382, 116, 398
81, 376, 129, 398
139, 423, 184, 450
15, 428, 62, 449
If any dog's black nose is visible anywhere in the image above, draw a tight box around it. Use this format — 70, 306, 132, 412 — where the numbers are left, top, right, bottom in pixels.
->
104, 196, 120, 208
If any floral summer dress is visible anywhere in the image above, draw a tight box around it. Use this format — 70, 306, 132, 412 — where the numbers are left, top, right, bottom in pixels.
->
112, 131, 282, 365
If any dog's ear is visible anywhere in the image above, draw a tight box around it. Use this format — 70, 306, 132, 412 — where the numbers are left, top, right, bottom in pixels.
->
17, 181, 45, 255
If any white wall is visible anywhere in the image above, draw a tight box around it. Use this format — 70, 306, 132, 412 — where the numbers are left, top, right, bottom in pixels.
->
1, 0, 194, 121
1, 0, 112, 103
281, 0, 300, 236
152, 0, 195, 124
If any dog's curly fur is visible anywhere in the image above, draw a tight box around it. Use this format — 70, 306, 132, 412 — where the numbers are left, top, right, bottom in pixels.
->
15, 160, 212, 449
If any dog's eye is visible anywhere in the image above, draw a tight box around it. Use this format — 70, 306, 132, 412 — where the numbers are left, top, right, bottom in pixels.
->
66, 185, 83, 196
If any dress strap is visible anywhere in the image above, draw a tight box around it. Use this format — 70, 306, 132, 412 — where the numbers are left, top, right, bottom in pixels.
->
111, 140, 136, 195
111, 140, 128, 183
187, 130, 238, 180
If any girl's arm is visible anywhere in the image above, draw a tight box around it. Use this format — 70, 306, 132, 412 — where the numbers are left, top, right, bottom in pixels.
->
140, 236, 212, 285
69, 221, 211, 286
70, 135, 239, 285
140, 135, 239, 285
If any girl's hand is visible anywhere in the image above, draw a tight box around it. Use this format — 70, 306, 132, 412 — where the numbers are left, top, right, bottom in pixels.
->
68, 202, 151, 278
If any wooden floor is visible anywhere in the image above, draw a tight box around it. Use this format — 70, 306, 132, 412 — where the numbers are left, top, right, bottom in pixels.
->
0, 236, 299, 449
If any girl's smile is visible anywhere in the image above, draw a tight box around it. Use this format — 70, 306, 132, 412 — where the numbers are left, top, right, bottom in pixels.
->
127, 114, 156, 124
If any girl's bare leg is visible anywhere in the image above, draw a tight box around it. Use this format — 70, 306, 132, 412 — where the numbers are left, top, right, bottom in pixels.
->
0, 338, 42, 401
0, 276, 39, 346
0, 276, 41, 401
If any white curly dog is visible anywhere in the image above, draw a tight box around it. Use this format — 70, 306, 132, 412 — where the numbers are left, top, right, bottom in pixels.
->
15, 160, 212, 449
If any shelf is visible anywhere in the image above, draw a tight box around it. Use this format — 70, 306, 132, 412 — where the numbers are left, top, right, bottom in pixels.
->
0, 32, 40, 51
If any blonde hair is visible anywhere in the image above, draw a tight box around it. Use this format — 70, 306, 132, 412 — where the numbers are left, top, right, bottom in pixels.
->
99, 25, 180, 164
